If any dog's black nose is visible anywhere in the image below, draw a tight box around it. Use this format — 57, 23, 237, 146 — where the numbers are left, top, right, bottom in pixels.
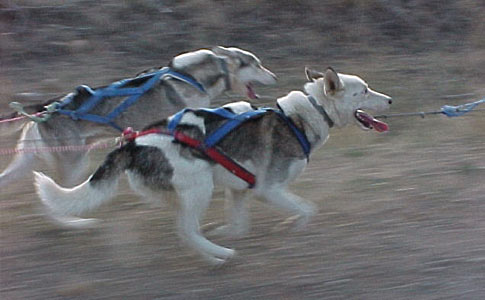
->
388, 99, 393, 105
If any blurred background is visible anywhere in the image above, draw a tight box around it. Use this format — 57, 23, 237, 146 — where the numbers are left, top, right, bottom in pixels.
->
1, 1, 485, 299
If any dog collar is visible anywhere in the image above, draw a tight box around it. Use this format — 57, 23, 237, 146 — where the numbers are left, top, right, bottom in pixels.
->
307, 95, 334, 128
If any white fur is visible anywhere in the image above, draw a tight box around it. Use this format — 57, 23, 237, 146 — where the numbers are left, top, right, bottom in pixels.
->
277, 91, 331, 151
167, 110, 205, 134
304, 71, 391, 129
224, 47, 261, 63
134, 134, 235, 264
171, 49, 214, 69
34, 68, 391, 265
237, 65, 277, 86
34, 172, 118, 217
222, 101, 254, 114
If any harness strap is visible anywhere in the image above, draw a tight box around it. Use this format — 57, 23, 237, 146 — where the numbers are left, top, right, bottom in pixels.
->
125, 103, 314, 187
167, 107, 235, 133
105, 72, 164, 121
203, 109, 271, 148
169, 106, 312, 158
122, 127, 256, 188
274, 109, 311, 159
172, 131, 255, 187
55, 67, 206, 131
56, 111, 124, 131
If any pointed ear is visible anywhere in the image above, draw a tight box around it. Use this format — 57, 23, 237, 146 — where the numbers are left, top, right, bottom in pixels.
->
323, 67, 341, 95
305, 67, 324, 82
211, 46, 232, 57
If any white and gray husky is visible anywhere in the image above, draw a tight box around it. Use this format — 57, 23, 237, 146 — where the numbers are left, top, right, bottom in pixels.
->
35, 67, 392, 265
0, 46, 276, 188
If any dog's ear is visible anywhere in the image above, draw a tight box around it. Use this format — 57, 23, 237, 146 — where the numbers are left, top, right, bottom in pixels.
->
305, 67, 324, 82
212, 46, 233, 57
323, 67, 342, 95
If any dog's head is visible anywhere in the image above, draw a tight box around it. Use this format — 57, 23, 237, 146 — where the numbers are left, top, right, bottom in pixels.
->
212, 46, 277, 99
304, 67, 392, 132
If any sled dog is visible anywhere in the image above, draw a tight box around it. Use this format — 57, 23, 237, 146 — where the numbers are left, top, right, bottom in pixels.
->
35, 67, 391, 265
0, 46, 276, 188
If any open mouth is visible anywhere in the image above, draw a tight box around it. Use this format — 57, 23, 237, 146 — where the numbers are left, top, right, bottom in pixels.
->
355, 109, 389, 132
246, 83, 259, 99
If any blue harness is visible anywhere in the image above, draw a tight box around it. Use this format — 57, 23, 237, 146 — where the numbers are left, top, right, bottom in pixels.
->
55, 67, 206, 131
167, 106, 311, 159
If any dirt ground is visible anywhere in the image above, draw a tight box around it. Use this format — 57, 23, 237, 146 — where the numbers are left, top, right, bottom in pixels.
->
2, 2, 485, 299
2, 52, 485, 299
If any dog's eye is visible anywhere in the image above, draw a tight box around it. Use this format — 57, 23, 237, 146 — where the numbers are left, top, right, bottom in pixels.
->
238, 58, 250, 68
363, 88, 368, 94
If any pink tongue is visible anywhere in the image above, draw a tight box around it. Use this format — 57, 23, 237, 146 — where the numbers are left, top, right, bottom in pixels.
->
246, 85, 258, 99
359, 111, 389, 132
371, 118, 389, 132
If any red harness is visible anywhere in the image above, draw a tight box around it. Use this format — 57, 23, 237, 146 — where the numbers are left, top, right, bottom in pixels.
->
121, 127, 256, 188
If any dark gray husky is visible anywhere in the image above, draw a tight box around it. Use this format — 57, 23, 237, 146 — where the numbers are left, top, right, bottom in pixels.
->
0, 46, 276, 188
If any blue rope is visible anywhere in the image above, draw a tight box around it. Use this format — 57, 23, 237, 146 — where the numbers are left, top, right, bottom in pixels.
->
203, 108, 272, 148
441, 98, 485, 117
375, 98, 485, 119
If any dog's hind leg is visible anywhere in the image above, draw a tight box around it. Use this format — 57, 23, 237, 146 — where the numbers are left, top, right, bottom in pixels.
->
204, 189, 251, 238
258, 187, 317, 231
0, 151, 35, 189
0, 122, 39, 189
175, 181, 235, 265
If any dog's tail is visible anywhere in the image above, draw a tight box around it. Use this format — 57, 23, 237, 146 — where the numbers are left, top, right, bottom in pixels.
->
0, 100, 51, 135
34, 145, 133, 218
0, 111, 26, 135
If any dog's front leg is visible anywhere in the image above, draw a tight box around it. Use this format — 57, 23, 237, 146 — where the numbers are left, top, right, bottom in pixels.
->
258, 187, 317, 231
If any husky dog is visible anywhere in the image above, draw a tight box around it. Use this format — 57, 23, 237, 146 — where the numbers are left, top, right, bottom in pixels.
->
0, 46, 276, 188
34, 67, 392, 265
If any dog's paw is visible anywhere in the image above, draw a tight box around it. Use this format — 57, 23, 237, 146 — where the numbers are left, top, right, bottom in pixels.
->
50, 213, 100, 229
205, 248, 236, 267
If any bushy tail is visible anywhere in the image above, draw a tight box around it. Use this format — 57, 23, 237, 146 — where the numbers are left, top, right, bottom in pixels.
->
0, 101, 47, 135
34, 146, 133, 219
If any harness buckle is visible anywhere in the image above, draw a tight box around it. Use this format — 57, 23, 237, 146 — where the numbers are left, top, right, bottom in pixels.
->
118, 127, 137, 146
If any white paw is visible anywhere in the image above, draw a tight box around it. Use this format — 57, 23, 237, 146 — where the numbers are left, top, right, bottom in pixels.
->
206, 248, 236, 267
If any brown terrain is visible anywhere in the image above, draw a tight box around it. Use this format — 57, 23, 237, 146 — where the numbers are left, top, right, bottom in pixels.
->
1, 1, 485, 299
